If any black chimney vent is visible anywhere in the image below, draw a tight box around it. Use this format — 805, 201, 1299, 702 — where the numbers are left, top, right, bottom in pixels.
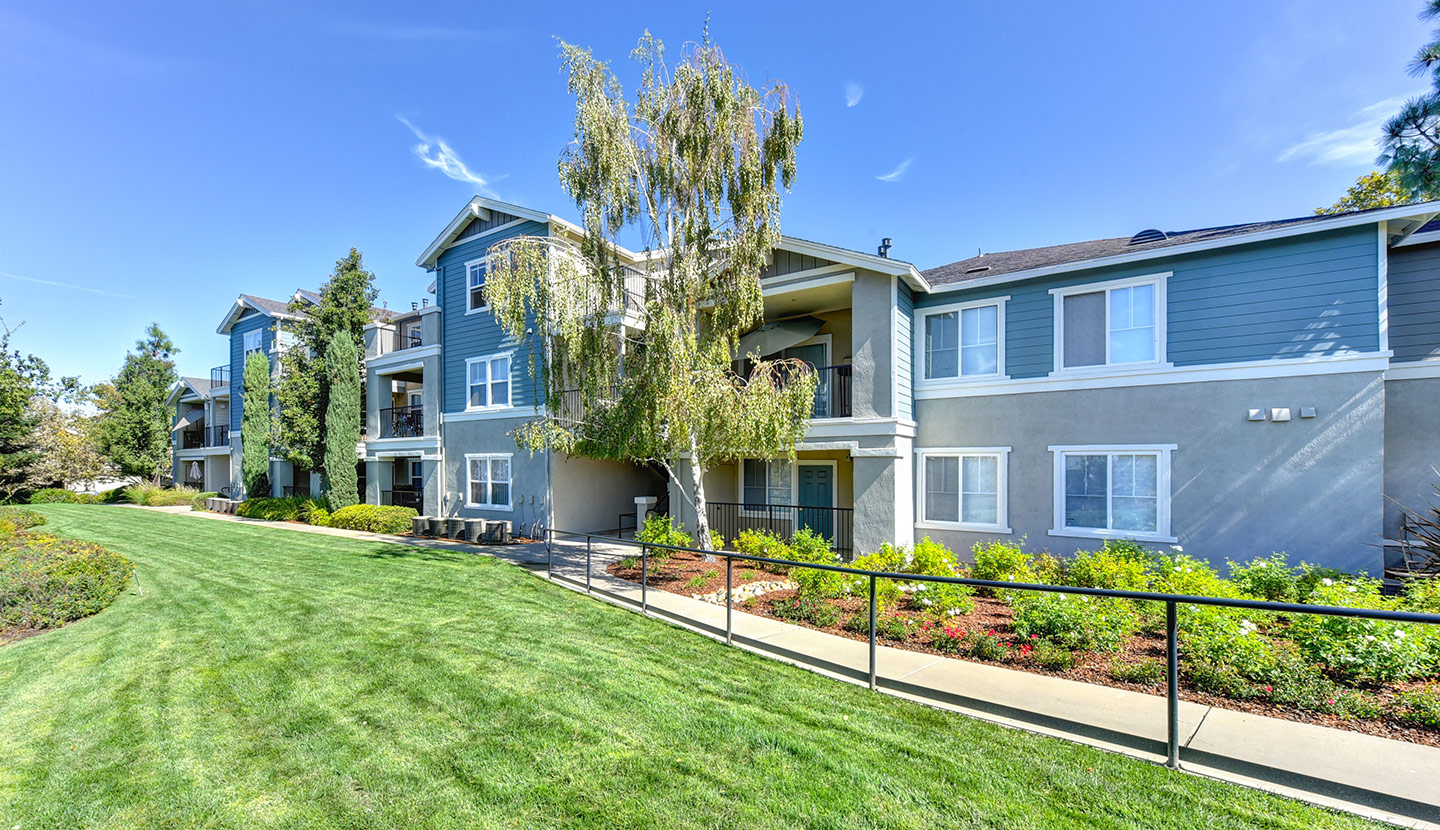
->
877, 237, 893, 258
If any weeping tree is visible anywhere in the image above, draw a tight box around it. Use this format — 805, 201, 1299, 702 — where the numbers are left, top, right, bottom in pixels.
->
322, 330, 360, 509
241, 351, 271, 497
485, 30, 815, 550
1381, 0, 1440, 198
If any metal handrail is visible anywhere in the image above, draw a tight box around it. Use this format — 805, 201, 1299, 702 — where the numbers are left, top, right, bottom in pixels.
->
541, 527, 1440, 771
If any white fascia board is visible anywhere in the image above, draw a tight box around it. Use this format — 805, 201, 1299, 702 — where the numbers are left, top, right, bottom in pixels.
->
416, 196, 648, 269
778, 236, 929, 291
928, 203, 1440, 295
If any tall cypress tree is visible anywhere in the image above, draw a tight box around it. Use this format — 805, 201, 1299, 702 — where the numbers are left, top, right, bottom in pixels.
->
241, 351, 271, 497
322, 330, 360, 509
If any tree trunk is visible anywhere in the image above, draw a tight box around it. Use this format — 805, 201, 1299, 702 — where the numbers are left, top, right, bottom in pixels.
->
689, 433, 715, 561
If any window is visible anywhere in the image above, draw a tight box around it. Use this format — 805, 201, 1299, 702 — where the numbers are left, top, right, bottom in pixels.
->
243, 330, 262, 355
742, 459, 791, 507
466, 454, 512, 509
465, 258, 487, 312
466, 354, 512, 410
1050, 445, 1175, 541
1054, 276, 1166, 371
918, 299, 1004, 382
409, 461, 423, 491
918, 448, 1009, 531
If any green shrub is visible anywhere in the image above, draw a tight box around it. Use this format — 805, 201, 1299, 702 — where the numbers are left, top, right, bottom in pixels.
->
789, 527, 846, 599
191, 491, 219, 511
875, 612, 915, 641
1295, 563, 1348, 604
0, 508, 48, 532
1009, 591, 1136, 652
638, 514, 693, 559
1401, 577, 1440, 613
1286, 579, 1433, 683
236, 496, 327, 523
1031, 553, 1064, 585
1, 531, 132, 631
28, 488, 87, 504
1109, 658, 1166, 685
124, 482, 200, 507
733, 528, 792, 572
969, 539, 1033, 593
1228, 553, 1299, 602
927, 620, 967, 654
327, 504, 417, 535
1031, 640, 1076, 671
771, 595, 840, 628
1394, 685, 1440, 728
849, 545, 905, 613
308, 507, 332, 527
1065, 542, 1151, 591
961, 630, 1008, 661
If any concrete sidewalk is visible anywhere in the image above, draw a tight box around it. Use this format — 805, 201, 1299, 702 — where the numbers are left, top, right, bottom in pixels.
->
146, 507, 1440, 828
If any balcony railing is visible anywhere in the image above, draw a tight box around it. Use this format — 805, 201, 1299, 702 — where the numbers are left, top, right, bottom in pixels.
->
811, 364, 852, 419
380, 405, 424, 439
392, 328, 423, 352
211, 365, 230, 388
208, 425, 230, 447
181, 428, 204, 449
381, 488, 423, 510
706, 501, 854, 557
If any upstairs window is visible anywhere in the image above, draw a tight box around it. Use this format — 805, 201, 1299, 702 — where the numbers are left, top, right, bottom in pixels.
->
466, 259, 487, 312
1055, 276, 1165, 370
919, 300, 1004, 381
466, 354, 511, 410
243, 330, 262, 356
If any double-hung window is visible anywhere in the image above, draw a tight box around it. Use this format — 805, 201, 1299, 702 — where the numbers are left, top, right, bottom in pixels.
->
1051, 444, 1174, 541
466, 354, 511, 410
243, 329, 263, 356
918, 299, 1005, 382
465, 258, 487, 312
1054, 275, 1166, 371
918, 448, 1009, 531
466, 454, 512, 510
741, 459, 791, 509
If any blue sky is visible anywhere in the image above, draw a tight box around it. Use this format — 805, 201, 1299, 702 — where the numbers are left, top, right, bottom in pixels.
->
0, 0, 1431, 386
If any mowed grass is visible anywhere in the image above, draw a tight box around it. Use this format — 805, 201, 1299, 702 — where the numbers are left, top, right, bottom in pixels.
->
0, 506, 1382, 829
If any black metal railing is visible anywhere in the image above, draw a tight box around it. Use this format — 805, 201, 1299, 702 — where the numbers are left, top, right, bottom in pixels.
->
208, 425, 230, 447
381, 488, 423, 510
211, 365, 230, 388
540, 528, 1440, 775
812, 364, 851, 418
707, 501, 854, 556
181, 428, 204, 449
380, 405, 424, 439
283, 481, 311, 498
392, 328, 423, 352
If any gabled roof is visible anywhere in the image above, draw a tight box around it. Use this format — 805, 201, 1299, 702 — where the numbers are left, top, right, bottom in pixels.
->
415, 196, 648, 270
166, 376, 214, 406
924, 201, 1440, 292
215, 293, 299, 335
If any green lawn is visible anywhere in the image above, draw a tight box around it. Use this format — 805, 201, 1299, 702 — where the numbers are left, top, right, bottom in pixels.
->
0, 506, 1382, 829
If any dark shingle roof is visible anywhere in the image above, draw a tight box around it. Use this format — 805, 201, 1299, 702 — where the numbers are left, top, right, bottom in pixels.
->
239, 294, 294, 316
922, 204, 1425, 287
180, 376, 213, 397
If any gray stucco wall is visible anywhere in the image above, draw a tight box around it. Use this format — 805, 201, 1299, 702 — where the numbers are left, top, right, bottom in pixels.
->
439, 415, 550, 531
552, 455, 665, 534
1383, 377, 1440, 542
850, 270, 894, 419
914, 370, 1387, 574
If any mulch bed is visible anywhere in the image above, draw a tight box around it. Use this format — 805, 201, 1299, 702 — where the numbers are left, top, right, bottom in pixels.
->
607, 549, 1440, 747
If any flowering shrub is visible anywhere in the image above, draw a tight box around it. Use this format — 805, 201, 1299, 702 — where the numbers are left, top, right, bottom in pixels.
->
1009, 590, 1136, 652
1109, 658, 1166, 685
771, 595, 840, 628
789, 527, 846, 599
1, 531, 131, 631
968, 539, 1032, 593
848, 545, 906, 613
638, 514, 693, 559
925, 620, 967, 654
1402, 578, 1440, 613
327, 505, 417, 535
0, 507, 48, 533
875, 612, 915, 641
1064, 541, 1151, 591
1030, 639, 1075, 671
961, 630, 1008, 661
1394, 685, 1440, 728
1227, 553, 1298, 602
1286, 579, 1435, 683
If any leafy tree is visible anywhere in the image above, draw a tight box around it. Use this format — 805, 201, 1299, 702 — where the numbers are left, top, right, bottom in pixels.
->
0, 302, 73, 501
241, 351, 272, 497
485, 30, 814, 550
1381, 1, 1440, 198
274, 249, 378, 471
1315, 170, 1412, 215
322, 330, 361, 509
96, 324, 179, 482
28, 396, 113, 490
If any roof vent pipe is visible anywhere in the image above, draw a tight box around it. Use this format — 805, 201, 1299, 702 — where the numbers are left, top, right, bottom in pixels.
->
411, 302, 419, 311
422, 298, 429, 308
877, 237, 892, 258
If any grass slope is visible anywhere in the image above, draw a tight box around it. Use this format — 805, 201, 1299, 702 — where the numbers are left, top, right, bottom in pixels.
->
0, 506, 1381, 829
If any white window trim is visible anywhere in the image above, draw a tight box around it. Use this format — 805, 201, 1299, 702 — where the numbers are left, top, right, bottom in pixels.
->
1050, 273, 1170, 376
464, 256, 488, 315
1048, 443, 1177, 543
913, 296, 1008, 388
242, 329, 263, 356
735, 458, 838, 518
464, 452, 513, 511
914, 447, 1011, 533
464, 352, 514, 412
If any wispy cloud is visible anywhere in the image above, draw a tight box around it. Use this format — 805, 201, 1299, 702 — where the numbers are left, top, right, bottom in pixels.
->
0, 270, 133, 299
1278, 94, 1422, 166
875, 157, 913, 183
322, 20, 503, 41
397, 117, 499, 196
845, 82, 864, 108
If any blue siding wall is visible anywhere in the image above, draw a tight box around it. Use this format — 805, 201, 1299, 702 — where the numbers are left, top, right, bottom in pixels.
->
436, 220, 550, 413
229, 311, 275, 432
1386, 241, 1440, 362
895, 281, 914, 420
916, 225, 1381, 378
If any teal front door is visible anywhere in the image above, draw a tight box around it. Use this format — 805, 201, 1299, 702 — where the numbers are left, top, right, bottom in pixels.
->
797, 464, 834, 544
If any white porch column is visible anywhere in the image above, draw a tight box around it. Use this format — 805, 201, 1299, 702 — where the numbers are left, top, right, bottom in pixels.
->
634, 496, 658, 536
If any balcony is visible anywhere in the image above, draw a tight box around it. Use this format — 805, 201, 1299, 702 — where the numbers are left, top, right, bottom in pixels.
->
707, 501, 854, 557
211, 365, 230, 388
208, 425, 230, 447
392, 328, 423, 352
181, 428, 204, 449
380, 405, 424, 439
182, 425, 231, 449
811, 364, 852, 419
381, 488, 423, 510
